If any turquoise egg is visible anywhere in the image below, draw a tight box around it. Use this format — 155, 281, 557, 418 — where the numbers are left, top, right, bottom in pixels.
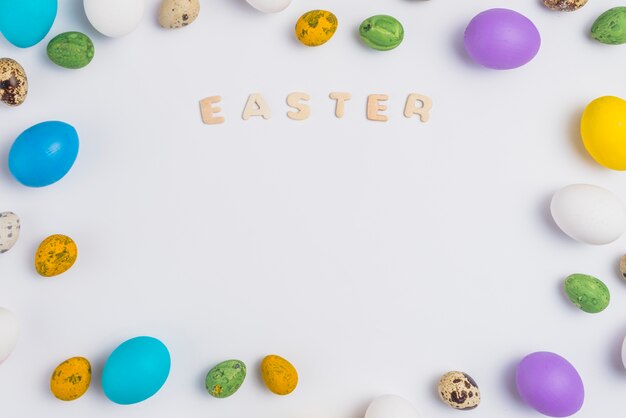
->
0, 0, 57, 48
102, 336, 171, 405
8, 121, 79, 187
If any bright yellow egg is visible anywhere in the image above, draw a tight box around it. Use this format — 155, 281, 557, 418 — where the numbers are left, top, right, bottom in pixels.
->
295, 10, 338, 47
35, 234, 78, 277
581, 96, 626, 170
50, 357, 92, 401
261, 354, 298, 395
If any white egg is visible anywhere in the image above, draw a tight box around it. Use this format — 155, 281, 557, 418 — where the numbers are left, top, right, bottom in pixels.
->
0, 212, 20, 254
364, 395, 421, 418
550, 184, 626, 245
245, 0, 292, 13
0, 308, 18, 363
84, 0, 145, 37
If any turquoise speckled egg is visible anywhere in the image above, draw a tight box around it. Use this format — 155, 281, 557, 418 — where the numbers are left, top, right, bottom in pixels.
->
102, 336, 170, 405
0, 0, 57, 48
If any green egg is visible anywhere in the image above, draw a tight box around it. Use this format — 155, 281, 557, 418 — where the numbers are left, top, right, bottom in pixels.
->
47, 32, 95, 69
359, 15, 404, 51
564, 274, 610, 313
205, 359, 246, 398
591, 7, 626, 45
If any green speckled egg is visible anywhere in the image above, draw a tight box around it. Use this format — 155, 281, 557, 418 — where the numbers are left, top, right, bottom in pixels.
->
564, 274, 610, 313
47, 32, 95, 69
591, 7, 626, 45
205, 360, 246, 398
359, 15, 404, 51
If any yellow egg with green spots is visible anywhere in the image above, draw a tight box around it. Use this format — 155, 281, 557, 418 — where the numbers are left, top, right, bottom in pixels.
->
261, 354, 298, 395
35, 234, 78, 277
50, 357, 92, 401
295, 10, 338, 47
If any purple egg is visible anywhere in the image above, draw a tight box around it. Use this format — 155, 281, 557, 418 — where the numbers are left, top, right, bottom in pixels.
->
516, 352, 584, 417
464, 8, 541, 70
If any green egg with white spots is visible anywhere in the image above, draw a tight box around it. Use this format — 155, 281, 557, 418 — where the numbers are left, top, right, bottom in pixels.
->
47, 32, 95, 69
205, 359, 246, 398
564, 274, 610, 313
591, 7, 626, 45
359, 15, 404, 51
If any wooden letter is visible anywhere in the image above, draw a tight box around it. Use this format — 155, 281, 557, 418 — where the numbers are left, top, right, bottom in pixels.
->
242, 93, 272, 120
286, 92, 311, 121
404, 94, 432, 123
367, 94, 389, 122
199, 96, 225, 125
329, 92, 351, 118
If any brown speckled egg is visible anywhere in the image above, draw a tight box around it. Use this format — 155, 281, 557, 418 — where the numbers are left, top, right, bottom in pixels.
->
620, 255, 626, 281
158, 0, 200, 29
543, 0, 588, 11
0, 58, 28, 106
438, 371, 480, 410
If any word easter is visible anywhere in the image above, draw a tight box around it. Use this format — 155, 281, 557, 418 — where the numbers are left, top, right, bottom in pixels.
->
199, 93, 433, 124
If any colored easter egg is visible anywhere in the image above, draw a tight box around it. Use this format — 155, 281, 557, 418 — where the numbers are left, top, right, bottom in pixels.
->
8, 121, 79, 187
205, 359, 247, 398
620, 255, 626, 281
0, 58, 28, 106
50, 357, 92, 401
516, 352, 584, 417
295, 10, 338, 47
261, 354, 298, 395
0, 308, 18, 363
102, 336, 170, 405
0, 212, 20, 254
544, 0, 587, 11
359, 15, 404, 51
464, 8, 541, 70
47, 32, 94, 69
564, 274, 610, 313
35, 234, 78, 277
550, 184, 626, 245
581, 96, 626, 170
158, 0, 200, 29
592, 7, 626, 45
437, 371, 480, 410
0, 0, 57, 48
84, 0, 144, 38
621, 336, 626, 369
364, 395, 421, 418
246, 0, 291, 13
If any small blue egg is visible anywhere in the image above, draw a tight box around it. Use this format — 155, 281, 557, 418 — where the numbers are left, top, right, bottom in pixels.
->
0, 0, 57, 48
102, 336, 171, 405
8, 121, 79, 188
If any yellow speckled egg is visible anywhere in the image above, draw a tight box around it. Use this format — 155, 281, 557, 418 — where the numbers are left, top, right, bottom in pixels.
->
35, 234, 78, 277
295, 10, 338, 47
261, 354, 298, 395
50, 356, 92, 401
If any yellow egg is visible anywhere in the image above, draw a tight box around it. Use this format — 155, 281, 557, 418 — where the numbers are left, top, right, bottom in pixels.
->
261, 354, 298, 395
50, 356, 92, 401
295, 10, 338, 47
35, 234, 78, 277
581, 96, 626, 170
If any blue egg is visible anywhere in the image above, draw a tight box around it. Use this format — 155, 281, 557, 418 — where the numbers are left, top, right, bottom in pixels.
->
0, 0, 57, 48
102, 336, 171, 405
8, 121, 79, 187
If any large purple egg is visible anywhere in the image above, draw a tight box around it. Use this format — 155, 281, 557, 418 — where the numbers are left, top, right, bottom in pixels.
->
516, 352, 584, 417
464, 8, 541, 70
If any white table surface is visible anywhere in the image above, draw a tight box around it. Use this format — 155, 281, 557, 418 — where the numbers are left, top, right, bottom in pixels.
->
2, 0, 626, 416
